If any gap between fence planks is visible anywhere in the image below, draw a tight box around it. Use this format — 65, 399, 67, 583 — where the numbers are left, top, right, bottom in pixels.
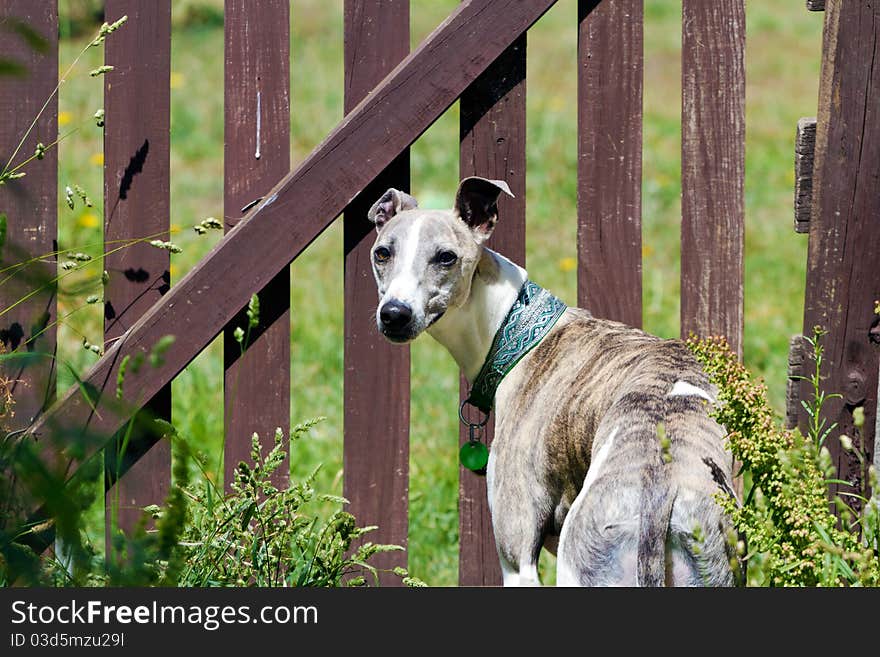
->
342, 0, 411, 586
577, 0, 643, 329
0, 1, 58, 434
101, 0, 172, 555
798, 0, 879, 510
223, 0, 290, 492
458, 34, 527, 587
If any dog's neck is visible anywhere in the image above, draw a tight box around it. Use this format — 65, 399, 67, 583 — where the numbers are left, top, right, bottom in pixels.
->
427, 247, 527, 383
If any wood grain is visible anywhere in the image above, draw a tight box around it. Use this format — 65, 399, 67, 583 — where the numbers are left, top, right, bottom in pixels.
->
680, 0, 745, 358
577, 0, 643, 328
458, 34, 526, 586
799, 0, 879, 509
223, 0, 290, 491
794, 117, 816, 234
0, 1, 58, 431
785, 334, 807, 429
343, 0, 410, 586
102, 0, 171, 549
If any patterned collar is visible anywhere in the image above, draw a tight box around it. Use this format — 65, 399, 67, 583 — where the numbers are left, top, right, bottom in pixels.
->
466, 280, 567, 413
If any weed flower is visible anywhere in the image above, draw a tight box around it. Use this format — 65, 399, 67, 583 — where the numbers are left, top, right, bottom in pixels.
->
90, 15, 128, 47
89, 65, 114, 77
687, 331, 880, 586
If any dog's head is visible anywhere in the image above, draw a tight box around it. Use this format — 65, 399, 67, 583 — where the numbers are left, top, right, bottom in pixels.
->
367, 177, 513, 343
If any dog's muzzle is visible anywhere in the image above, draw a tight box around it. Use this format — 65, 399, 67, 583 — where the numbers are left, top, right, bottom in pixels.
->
379, 300, 414, 342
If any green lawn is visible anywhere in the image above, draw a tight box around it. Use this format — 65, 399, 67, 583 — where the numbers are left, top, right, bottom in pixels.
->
51, 0, 824, 585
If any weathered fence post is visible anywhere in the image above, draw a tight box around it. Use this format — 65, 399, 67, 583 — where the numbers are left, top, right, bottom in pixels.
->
223, 0, 291, 491
680, 0, 745, 497
680, 0, 745, 357
798, 0, 879, 509
578, 0, 643, 328
102, 0, 172, 551
343, 0, 411, 585
0, 1, 58, 432
458, 33, 527, 586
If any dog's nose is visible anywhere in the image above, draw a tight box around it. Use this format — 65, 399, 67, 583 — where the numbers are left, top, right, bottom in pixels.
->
379, 300, 413, 331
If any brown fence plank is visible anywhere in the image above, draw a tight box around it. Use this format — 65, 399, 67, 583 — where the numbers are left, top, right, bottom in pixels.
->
785, 334, 807, 429
223, 0, 290, 491
794, 117, 816, 234
27, 0, 559, 506
798, 0, 879, 510
680, 0, 745, 357
343, 0, 410, 586
0, 1, 58, 432
458, 35, 526, 587
102, 0, 172, 548
577, 0, 643, 328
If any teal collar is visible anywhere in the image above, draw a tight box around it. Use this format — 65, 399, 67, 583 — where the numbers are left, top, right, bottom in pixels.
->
465, 280, 567, 414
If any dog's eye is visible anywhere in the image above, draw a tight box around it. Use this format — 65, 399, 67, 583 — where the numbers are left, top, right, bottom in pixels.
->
374, 246, 392, 264
436, 250, 457, 266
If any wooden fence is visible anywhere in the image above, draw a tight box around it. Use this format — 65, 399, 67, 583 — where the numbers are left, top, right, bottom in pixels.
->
0, 0, 876, 586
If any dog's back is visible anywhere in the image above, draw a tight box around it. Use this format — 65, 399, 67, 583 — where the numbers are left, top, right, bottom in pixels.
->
556, 384, 736, 586
496, 309, 737, 586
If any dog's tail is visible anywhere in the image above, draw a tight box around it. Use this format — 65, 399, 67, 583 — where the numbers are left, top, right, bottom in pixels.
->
636, 464, 676, 587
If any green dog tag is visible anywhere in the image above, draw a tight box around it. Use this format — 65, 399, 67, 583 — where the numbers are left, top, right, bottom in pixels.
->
460, 440, 489, 472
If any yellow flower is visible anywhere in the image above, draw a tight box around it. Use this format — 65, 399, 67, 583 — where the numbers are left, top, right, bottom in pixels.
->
548, 95, 565, 112
558, 256, 576, 273
89, 152, 104, 166
169, 223, 181, 234
170, 71, 185, 89
58, 111, 73, 127
169, 263, 178, 278
77, 212, 100, 228
642, 244, 654, 258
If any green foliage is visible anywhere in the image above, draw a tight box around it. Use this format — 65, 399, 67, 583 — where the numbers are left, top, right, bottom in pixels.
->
149, 335, 176, 368
1, 412, 422, 587
687, 331, 880, 586
177, 418, 418, 587
0, 424, 104, 587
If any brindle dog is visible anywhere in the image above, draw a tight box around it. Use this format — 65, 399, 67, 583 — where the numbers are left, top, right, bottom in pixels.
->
367, 177, 737, 586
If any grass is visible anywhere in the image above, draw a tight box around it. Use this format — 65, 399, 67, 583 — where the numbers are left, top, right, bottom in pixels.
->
43, 0, 823, 585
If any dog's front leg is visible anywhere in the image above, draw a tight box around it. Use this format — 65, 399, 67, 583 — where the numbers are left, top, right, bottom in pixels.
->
486, 447, 551, 586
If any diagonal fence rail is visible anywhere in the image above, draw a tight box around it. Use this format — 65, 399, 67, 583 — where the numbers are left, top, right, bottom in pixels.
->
23, 0, 560, 537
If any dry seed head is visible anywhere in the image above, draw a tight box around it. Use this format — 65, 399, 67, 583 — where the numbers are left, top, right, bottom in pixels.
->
853, 406, 865, 429
89, 65, 114, 77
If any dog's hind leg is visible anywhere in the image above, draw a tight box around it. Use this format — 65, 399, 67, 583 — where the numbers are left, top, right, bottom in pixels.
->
487, 448, 549, 586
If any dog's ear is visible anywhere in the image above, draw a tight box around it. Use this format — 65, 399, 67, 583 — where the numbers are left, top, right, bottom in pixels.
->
454, 176, 514, 243
367, 188, 418, 231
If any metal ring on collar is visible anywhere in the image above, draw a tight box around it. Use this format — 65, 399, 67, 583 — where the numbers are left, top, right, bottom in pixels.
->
459, 398, 490, 428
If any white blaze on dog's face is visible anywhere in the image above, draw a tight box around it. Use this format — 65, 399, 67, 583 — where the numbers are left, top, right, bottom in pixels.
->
367, 177, 513, 343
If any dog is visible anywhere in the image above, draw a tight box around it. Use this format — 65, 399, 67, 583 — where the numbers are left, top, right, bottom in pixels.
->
367, 177, 738, 586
